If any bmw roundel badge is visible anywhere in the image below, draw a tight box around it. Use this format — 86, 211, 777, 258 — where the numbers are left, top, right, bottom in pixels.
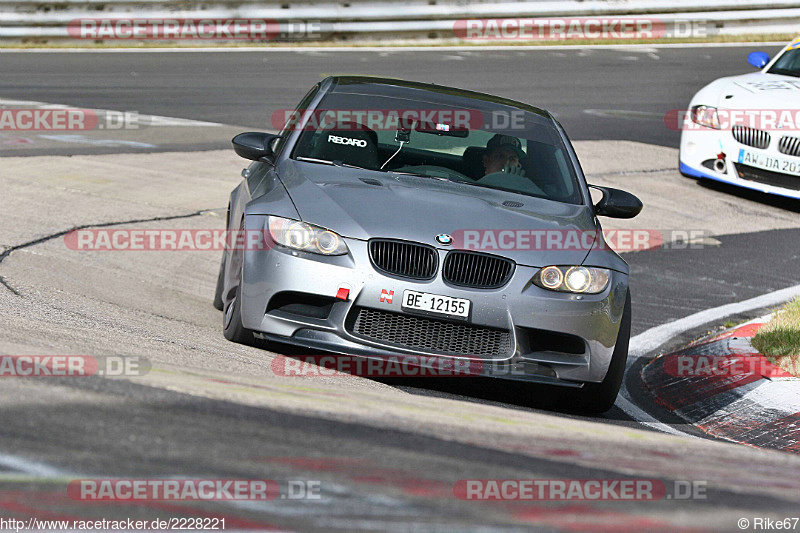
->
436, 234, 453, 245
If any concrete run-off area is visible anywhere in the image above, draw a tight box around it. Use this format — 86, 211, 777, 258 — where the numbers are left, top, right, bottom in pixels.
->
1, 140, 800, 529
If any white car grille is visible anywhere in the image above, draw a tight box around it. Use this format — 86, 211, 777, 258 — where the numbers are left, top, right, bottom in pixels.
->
778, 135, 800, 158
732, 125, 771, 149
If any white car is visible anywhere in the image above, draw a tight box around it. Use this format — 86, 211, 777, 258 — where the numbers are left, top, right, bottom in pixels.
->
679, 37, 800, 199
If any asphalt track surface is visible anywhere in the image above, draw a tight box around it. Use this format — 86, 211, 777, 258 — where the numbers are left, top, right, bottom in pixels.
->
0, 44, 788, 150
2, 45, 798, 331
1, 45, 800, 530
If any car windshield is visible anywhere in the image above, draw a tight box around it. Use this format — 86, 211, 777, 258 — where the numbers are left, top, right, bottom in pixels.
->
289, 90, 584, 205
767, 47, 800, 78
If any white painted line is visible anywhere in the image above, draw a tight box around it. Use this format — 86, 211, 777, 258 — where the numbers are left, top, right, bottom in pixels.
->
0, 97, 224, 128
144, 115, 222, 127
38, 134, 158, 148
0, 98, 49, 106
616, 283, 800, 438
0, 42, 788, 53
629, 284, 800, 359
0, 452, 71, 478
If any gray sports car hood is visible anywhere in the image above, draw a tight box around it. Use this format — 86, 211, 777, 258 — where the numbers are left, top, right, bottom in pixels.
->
266, 160, 597, 267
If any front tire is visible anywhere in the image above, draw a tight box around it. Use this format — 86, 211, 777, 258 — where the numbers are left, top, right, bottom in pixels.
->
573, 289, 631, 414
213, 255, 225, 311
222, 222, 255, 346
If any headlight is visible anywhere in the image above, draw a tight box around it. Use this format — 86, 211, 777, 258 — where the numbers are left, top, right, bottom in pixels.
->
267, 216, 348, 255
690, 105, 720, 129
532, 266, 610, 294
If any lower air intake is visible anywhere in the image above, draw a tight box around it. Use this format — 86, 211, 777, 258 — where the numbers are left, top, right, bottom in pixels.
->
349, 307, 512, 357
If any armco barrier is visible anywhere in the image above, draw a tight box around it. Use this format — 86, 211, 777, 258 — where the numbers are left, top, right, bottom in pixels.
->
1, 0, 799, 41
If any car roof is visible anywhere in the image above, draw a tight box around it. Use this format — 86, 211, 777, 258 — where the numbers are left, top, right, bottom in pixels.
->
323, 76, 554, 121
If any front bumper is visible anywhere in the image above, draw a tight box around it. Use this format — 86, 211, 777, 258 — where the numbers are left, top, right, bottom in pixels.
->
239, 215, 629, 386
679, 124, 800, 199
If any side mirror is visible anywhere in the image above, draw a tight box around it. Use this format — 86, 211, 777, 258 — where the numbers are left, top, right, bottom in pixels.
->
590, 185, 643, 219
232, 132, 282, 162
747, 51, 770, 69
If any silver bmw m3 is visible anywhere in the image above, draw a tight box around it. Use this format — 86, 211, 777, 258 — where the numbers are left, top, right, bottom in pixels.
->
215, 76, 642, 413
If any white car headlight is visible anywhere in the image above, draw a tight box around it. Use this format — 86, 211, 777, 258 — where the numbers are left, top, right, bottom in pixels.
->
267, 216, 348, 255
533, 266, 610, 294
690, 105, 720, 129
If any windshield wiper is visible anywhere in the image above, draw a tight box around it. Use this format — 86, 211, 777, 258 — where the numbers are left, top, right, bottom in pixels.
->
295, 157, 371, 171
388, 170, 466, 184
389, 170, 438, 179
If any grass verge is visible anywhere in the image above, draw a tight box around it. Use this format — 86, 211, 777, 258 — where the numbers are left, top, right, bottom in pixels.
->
751, 297, 800, 378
